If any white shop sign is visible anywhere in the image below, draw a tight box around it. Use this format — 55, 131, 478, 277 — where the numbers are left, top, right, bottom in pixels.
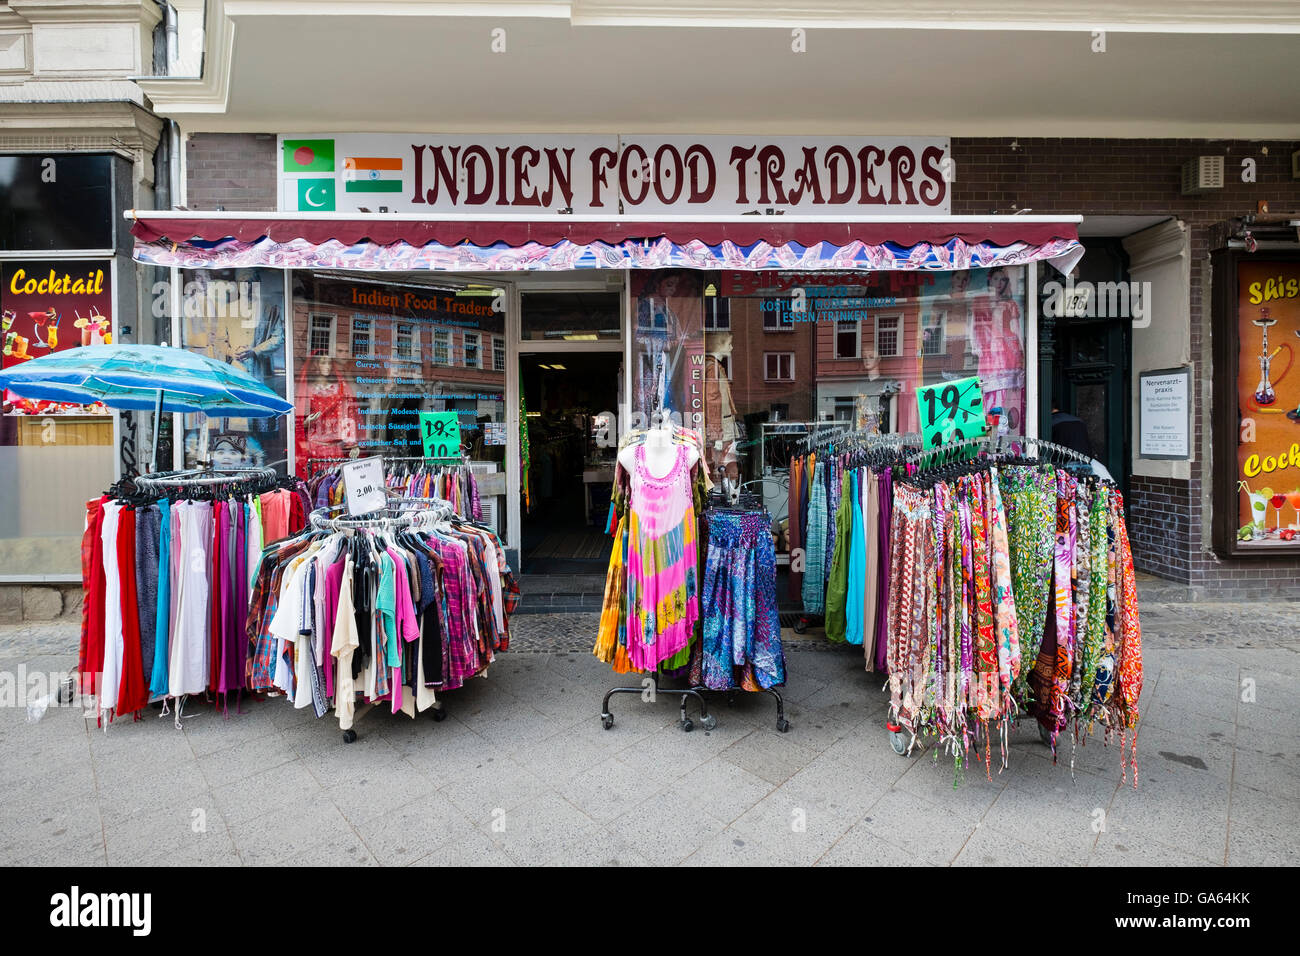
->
341, 456, 388, 515
279, 133, 951, 216
1138, 367, 1191, 459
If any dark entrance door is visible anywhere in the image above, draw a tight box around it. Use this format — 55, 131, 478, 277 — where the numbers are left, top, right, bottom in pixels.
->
1042, 239, 1132, 493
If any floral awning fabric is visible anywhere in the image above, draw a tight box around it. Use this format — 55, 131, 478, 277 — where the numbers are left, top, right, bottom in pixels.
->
129, 216, 1083, 273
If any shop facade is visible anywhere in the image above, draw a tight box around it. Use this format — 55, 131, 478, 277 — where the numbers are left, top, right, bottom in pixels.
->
3, 4, 1299, 611
127, 131, 1079, 573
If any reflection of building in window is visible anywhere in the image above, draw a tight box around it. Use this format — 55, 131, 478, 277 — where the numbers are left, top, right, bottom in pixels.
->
352, 317, 373, 357
713, 353, 732, 380
833, 395, 856, 421
705, 297, 731, 331
762, 300, 795, 331
394, 322, 418, 359
308, 312, 336, 355
464, 332, 481, 368
492, 335, 506, 372
764, 352, 794, 381
432, 329, 450, 365
835, 320, 859, 359
921, 311, 946, 356
874, 313, 902, 358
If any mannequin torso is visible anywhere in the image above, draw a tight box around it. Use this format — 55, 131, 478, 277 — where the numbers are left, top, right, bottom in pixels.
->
619, 426, 699, 478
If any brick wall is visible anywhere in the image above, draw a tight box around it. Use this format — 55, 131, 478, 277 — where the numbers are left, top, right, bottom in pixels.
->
185, 133, 1300, 596
949, 137, 1300, 597
185, 133, 277, 210
1127, 474, 1193, 582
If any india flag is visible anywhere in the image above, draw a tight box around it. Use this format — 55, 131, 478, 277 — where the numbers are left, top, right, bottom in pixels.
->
344, 156, 403, 193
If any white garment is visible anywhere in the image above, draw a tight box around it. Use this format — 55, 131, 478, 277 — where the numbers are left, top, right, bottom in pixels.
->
246, 501, 263, 591
331, 557, 359, 731
98, 502, 124, 716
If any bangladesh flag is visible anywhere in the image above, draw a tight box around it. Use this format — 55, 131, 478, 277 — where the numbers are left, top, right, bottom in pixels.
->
283, 139, 334, 173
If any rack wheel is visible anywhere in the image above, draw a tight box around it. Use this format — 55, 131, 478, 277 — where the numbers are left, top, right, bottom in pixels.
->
681, 717, 694, 733
57, 677, 75, 705
889, 729, 907, 755
342, 729, 358, 744
699, 714, 717, 731
1038, 723, 1053, 747
431, 707, 448, 723
602, 714, 614, 730
792, 617, 808, 635
777, 717, 791, 733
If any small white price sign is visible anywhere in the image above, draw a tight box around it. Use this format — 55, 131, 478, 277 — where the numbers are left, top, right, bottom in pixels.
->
341, 456, 387, 516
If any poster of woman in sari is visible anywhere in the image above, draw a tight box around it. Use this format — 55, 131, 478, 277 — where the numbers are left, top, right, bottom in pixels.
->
295, 349, 358, 469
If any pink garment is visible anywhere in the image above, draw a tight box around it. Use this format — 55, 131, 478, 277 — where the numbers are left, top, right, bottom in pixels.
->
259, 490, 290, 543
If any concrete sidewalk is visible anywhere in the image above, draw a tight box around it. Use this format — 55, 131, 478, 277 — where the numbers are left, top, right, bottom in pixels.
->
1, 598, 1296, 867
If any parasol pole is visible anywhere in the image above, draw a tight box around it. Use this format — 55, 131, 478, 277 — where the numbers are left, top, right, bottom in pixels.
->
151, 387, 163, 473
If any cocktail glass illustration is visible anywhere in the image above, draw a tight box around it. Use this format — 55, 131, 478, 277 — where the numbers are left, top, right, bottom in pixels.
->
1, 310, 14, 334
1271, 492, 1287, 533
1286, 490, 1300, 529
1248, 490, 1268, 537
28, 311, 50, 349
47, 310, 60, 349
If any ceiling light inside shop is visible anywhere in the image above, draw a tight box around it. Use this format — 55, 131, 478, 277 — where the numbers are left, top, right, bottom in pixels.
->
550, 364, 566, 370
562, 333, 598, 341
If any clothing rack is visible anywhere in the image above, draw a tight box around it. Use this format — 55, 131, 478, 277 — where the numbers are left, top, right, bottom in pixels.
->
600, 676, 716, 734
297, 496, 465, 742
884, 432, 1138, 775
306, 453, 472, 475
133, 465, 279, 496
700, 492, 791, 733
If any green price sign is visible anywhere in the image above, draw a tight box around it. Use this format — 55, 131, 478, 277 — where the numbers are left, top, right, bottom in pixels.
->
916, 375, 988, 450
420, 411, 461, 459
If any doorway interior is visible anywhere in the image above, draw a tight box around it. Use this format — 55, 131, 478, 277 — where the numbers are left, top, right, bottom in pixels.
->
519, 350, 623, 573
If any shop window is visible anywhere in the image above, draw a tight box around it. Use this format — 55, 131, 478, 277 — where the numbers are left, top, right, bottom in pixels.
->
874, 314, 902, 357
524, 291, 622, 341
0, 154, 116, 251
308, 312, 336, 355
492, 336, 506, 372
464, 332, 482, 369
432, 330, 450, 365
833, 396, 856, 421
393, 322, 419, 360
764, 352, 795, 382
921, 311, 946, 356
705, 297, 731, 331
835, 320, 860, 359
352, 317, 374, 358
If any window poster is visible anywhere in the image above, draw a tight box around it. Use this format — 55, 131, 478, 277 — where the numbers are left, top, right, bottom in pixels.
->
179, 269, 290, 472
291, 274, 507, 478
1233, 260, 1300, 547
2, 259, 113, 418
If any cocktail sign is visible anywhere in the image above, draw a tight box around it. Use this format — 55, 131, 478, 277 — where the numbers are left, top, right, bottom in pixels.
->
341, 455, 387, 516
917, 375, 988, 450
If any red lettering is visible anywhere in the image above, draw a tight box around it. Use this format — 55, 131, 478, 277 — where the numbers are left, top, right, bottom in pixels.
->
684, 145, 716, 203
588, 147, 617, 207
463, 145, 493, 205
409, 144, 426, 205
512, 146, 542, 206
887, 146, 918, 206
541, 147, 575, 208
857, 145, 886, 204
787, 146, 825, 205
729, 145, 757, 204
825, 146, 854, 204
619, 144, 649, 206
756, 145, 787, 205
919, 146, 947, 207
653, 144, 684, 205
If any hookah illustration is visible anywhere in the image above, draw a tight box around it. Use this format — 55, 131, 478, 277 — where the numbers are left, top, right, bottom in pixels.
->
1254, 308, 1279, 406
